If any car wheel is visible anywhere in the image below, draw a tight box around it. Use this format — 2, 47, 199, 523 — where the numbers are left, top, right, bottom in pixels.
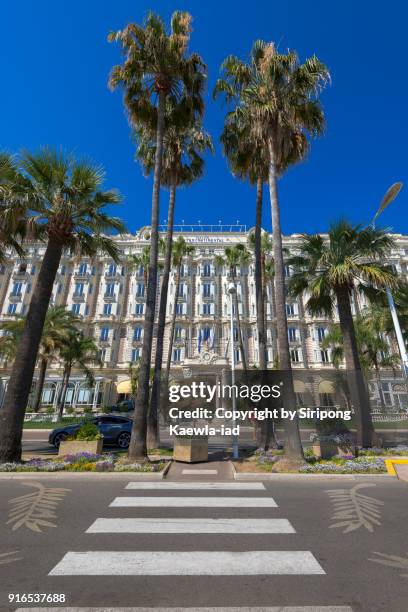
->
53, 432, 67, 448
117, 432, 131, 449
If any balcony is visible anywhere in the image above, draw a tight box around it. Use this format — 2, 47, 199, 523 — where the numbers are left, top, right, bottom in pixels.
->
9, 293, 22, 302
12, 270, 28, 280
72, 293, 85, 302
74, 272, 90, 280
103, 293, 116, 302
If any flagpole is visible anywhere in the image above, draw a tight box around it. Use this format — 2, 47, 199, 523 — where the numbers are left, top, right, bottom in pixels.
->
228, 283, 239, 459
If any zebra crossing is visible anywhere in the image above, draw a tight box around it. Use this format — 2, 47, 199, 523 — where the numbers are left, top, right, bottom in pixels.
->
45, 480, 353, 610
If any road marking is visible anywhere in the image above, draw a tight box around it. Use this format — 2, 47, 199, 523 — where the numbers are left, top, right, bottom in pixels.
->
125, 482, 266, 490
110, 496, 277, 507
16, 607, 354, 611
49, 550, 325, 576
182, 469, 218, 474
86, 518, 295, 534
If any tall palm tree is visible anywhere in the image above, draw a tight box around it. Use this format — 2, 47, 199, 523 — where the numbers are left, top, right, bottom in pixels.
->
215, 245, 250, 372
57, 332, 101, 417
288, 221, 398, 447
214, 42, 329, 462
109, 11, 206, 461
0, 149, 123, 462
165, 237, 194, 382
0, 153, 30, 261
136, 110, 212, 448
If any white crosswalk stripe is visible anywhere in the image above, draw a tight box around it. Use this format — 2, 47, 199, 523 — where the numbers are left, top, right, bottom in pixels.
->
182, 469, 218, 474
49, 550, 325, 576
110, 496, 277, 507
86, 517, 295, 533
46, 478, 351, 608
125, 481, 265, 489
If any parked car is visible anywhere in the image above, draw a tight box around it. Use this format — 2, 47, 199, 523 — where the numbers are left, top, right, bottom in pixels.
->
110, 399, 135, 413
49, 415, 133, 449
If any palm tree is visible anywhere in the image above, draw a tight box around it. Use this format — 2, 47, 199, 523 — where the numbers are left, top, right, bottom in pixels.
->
288, 221, 398, 447
215, 245, 250, 372
136, 110, 212, 448
108, 11, 206, 461
165, 237, 194, 382
0, 148, 123, 462
0, 153, 30, 261
57, 332, 101, 417
214, 42, 329, 462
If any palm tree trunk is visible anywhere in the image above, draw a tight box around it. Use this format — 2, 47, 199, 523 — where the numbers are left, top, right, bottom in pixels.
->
58, 364, 72, 418
336, 286, 373, 447
255, 177, 267, 371
56, 366, 68, 413
268, 137, 303, 461
130, 90, 166, 462
165, 263, 181, 381
0, 238, 63, 461
33, 357, 48, 413
375, 365, 386, 413
231, 271, 247, 372
148, 184, 176, 448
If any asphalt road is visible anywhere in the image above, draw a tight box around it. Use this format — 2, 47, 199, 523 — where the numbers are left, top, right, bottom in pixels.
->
0, 467, 407, 612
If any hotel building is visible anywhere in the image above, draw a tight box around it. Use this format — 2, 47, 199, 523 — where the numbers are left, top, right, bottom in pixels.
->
0, 225, 407, 412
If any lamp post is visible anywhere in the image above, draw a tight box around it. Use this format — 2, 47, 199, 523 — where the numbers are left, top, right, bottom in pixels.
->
228, 282, 239, 459
370, 182, 408, 374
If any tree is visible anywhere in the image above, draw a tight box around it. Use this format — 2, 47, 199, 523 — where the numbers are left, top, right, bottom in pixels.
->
0, 153, 30, 261
288, 221, 398, 447
165, 237, 194, 382
214, 41, 329, 462
109, 11, 206, 461
215, 245, 250, 372
0, 148, 123, 462
57, 332, 101, 417
136, 107, 212, 448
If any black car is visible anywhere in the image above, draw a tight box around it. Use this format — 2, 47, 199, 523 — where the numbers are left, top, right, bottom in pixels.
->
49, 415, 133, 449
110, 399, 135, 413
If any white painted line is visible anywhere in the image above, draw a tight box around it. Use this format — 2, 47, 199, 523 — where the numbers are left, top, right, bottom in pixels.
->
16, 607, 354, 612
110, 496, 277, 507
182, 469, 218, 474
15, 607, 355, 612
125, 482, 265, 490
49, 550, 325, 576
86, 518, 295, 534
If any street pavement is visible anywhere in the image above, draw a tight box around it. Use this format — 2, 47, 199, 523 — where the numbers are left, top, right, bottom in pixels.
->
1, 460, 408, 612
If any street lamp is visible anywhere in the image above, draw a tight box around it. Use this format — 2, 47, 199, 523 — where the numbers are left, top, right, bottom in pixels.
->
370, 182, 408, 374
228, 282, 239, 459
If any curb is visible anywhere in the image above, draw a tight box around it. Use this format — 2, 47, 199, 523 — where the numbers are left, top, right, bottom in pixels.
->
0, 461, 173, 480
229, 461, 390, 480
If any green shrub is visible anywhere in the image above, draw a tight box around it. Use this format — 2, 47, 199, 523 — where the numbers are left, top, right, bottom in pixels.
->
45, 406, 54, 415
73, 422, 102, 441
83, 406, 93, 415
101, 405, 110, 414
65, 406, 74, 415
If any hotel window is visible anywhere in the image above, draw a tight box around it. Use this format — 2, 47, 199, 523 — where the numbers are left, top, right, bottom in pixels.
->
177, 283, 185, 298
105, 283, 115, 296
173, 348, 182, 362
131, 348, 140, 362
88, 284, 93, 294
202, 303, 211, 315
8, 303, 17, 315
234, 349, 240, 363
72, 304, 80, 315
135, 303, 144, 315
320, 349, 330, 363
202, 283, 211, 297
78, 263, 87, 275
176, 303, 184, 315
85, 305, 90, 315
233, 326, 239, 341
317, 327, 326, 342
284, 265, 291, 278
99, 348, 107, 362
30, 265, 36, 275
288, 327, 297, 342
286, 303, 295, 316
290, 348, 300, 363
103, 303, 112, 316
133, 327, 142, 341
174, 326, 182, 340
203, 263, 211, 276
136, 283, 145, 297
74, 283, 84, 296
108, 263, 117, 276
17, 263, 27, 274
100, 327, 109, 342
11, 282, 22, 296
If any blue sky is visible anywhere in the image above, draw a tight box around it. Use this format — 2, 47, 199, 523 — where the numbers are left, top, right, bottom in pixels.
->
1, 0, 407, 235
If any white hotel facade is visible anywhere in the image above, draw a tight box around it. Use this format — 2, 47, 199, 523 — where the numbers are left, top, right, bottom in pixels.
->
0, 225, 407, 412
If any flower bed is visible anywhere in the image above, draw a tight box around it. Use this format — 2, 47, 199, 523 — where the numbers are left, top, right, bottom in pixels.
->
0, 452, 165, 473
300, 456, 386, 474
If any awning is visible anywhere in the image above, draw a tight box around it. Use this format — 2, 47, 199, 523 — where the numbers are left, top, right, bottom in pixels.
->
319, 380, 335, 394
294, 380, 306, 393
116, 380, 132, 394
